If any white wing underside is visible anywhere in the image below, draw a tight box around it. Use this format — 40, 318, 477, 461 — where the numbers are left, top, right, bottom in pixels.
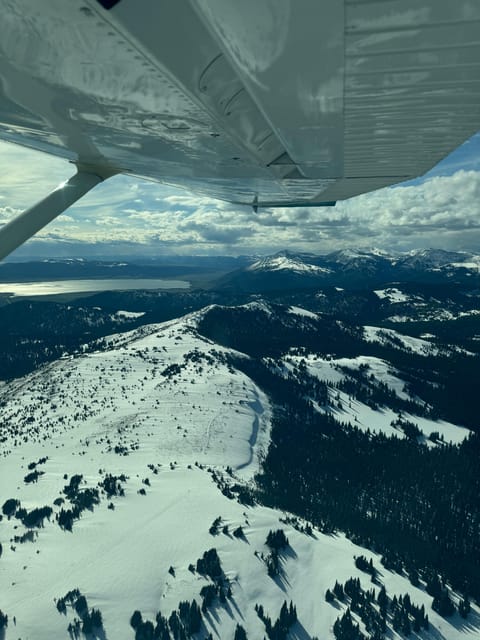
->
0, 0, 479, 208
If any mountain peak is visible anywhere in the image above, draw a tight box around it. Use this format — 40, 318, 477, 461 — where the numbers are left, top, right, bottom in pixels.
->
247, 253, 330, 275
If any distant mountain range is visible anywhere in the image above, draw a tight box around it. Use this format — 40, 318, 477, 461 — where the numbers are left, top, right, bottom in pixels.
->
0, 255, 251, 282
3, 249, 480, 292
215, 249, 480, 291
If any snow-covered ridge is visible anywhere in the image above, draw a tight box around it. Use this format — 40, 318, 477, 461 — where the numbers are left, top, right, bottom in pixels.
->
248, 248, 480, 272
325, 247, 391, 264
247, 254, 331, 274
113, 310, 146, 319
364, 325, 438, 356
0, 313, 271, 477
363, 325, 474, 357
218, 247, 480, 293
288, 305, 318, 319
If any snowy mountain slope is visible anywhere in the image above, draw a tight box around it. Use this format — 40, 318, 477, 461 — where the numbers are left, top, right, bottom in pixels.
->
397, 249, 473, 270
281, 354, 469, 444
325, 248, 389, 264
196, 300, 476, 439
386, 307, 480, 323
0, 312, 277, 638
324, 248, 480, 274
363, 326, 473, 357
0, 312, 271, 476
1, 308, 478, 640
3, 459, 477, 640
363, 326, 439, 357
247, 253, 332, 275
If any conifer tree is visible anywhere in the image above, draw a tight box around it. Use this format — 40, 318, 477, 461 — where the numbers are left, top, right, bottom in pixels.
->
377, 585, 388, 618
458, 596, 471, 619
0, 610, 7, 630
325, 589, 335, 603
130, 610, 143, 630
234, 624, 248, 640
432, 590, 456, 617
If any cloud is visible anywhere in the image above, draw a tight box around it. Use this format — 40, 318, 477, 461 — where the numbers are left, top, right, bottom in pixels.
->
0, 205, 22, 222
162, 194, 221, 208
1, 133, 479, 258
95, 216, 120, 227
180, 219, 254, 244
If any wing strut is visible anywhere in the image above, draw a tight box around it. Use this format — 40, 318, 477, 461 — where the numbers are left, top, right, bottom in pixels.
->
0, 170, 104, 261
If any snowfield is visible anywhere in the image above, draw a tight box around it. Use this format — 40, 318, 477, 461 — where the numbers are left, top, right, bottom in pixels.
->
247, 255, 331, 274
3, 460, 476, 640
387, 309, 480, 323
0, 312, 476, 639
0, 312, 271, 477
374, 288, 412, 303
283, 354, 470, 444
287, 306, 318, 319
363, 326, 438, 356
364, 325, 474, 357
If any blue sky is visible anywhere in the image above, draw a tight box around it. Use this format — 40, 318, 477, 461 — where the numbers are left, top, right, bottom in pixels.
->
0, 132, 479, 259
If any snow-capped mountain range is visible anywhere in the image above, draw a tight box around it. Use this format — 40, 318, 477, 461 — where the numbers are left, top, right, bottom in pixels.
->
217, 249, 480, 291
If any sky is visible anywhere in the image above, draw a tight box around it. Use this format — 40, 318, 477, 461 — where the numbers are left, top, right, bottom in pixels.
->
0, 132, 479, 260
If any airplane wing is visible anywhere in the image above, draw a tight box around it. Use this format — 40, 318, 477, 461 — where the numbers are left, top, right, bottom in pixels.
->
0, 0, 479, 257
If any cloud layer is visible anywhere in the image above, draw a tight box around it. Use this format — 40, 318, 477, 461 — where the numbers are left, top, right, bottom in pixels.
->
0, 134, 479, 258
